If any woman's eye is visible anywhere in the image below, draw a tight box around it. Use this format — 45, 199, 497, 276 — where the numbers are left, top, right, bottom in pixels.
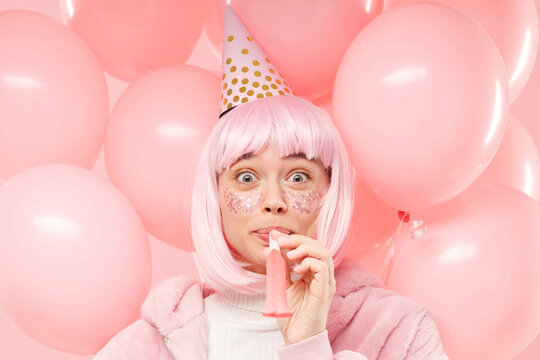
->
288, 172, 309, 183
236, 171, 257, 183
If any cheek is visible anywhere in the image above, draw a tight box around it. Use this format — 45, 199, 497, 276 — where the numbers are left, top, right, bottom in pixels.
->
223, 187, 263, 214
283, 187, 324, 214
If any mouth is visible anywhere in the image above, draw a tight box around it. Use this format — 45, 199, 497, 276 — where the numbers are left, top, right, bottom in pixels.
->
254, 227, 293, 243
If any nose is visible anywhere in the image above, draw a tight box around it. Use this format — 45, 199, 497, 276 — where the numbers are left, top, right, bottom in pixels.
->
261, 184, 287, 215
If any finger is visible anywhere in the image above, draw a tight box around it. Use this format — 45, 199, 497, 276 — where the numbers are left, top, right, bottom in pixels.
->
286, 243, 334, 287
273, 232, 318, 249
270, 231, 334, 287
293, 257, 330, 296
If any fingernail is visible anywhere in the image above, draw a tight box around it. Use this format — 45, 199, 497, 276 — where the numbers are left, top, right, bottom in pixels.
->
287, 249, 296, 258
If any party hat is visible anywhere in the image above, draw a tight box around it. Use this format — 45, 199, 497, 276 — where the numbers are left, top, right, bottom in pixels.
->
219, 6, 294, 118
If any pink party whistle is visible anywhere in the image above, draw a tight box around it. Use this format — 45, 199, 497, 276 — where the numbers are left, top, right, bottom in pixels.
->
263, 231, 292, 318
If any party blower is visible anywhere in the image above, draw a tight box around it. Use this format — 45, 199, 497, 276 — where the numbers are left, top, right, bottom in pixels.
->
263, 231, 293, 317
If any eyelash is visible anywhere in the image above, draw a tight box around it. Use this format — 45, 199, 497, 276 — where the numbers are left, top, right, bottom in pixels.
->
235, 170, 311, 184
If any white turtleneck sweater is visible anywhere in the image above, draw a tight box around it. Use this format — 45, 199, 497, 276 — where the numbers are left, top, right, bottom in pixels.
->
204, 271, 286, 360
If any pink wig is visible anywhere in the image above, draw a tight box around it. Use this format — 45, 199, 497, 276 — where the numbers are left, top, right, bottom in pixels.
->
191, 95, 355, 294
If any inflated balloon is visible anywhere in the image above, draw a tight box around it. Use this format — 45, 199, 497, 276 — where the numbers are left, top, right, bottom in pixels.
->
313, 91, 334, 118
388, 182, 540, 360
60, 0, 204, 82
204, 0, 384, 99
0, 10, 108, 180
0, 165, 152, 354
346, 180, 401, 260
385, 0, 539, 103
478, 116, 540, 202
333, 3, 509, 212
104, 65, 219, 251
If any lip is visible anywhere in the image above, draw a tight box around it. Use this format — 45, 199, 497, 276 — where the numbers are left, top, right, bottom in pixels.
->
253, 227, 293, 242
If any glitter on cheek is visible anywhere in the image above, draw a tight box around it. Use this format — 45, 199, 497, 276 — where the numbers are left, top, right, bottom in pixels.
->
283, 187, 324, 214
223, 187, 263, 214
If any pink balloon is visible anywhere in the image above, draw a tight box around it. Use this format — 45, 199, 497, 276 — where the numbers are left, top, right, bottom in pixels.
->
104, 65, 219, 251
204, 0, 384, 99
0, 10, 108, 180
346, 180, 401, 259
313, 91, 334, 118
333, 3, 509, 212
387, 182, 540, 360
385, 0, 539, 104
513, 332, 540, 359
478, 115, 540, 202
60, 0, 204, 82
0, 164, 151, 354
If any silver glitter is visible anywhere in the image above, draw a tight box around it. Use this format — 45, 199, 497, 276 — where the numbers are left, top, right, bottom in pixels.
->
224, 187, 263, 213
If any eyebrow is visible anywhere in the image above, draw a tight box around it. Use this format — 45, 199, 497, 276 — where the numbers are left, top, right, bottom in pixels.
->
238, 152, 307, 161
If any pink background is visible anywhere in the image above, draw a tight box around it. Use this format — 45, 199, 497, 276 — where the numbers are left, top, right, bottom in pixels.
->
0, 0, 539, 358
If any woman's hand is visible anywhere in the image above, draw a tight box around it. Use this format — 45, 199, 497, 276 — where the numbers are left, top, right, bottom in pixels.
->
264, 230, 336, 345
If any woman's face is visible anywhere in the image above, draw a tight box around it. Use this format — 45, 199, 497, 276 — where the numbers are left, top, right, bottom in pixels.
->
217, 143, 330, 274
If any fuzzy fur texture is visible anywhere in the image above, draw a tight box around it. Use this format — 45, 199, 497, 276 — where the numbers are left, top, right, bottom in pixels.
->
94, 258, 452, 360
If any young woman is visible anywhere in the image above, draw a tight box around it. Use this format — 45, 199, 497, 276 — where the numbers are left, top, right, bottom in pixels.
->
93, 5, 448, 359
93, 95, 449, 360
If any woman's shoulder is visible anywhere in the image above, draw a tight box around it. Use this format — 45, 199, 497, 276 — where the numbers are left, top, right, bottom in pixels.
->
330, 259, 448, 359
334, 258, 385, 296
332, 258, 428, 318
140, 274, 205, 337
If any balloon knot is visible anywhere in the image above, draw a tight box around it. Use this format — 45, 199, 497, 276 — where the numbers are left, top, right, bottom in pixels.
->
397, 210, 410, 223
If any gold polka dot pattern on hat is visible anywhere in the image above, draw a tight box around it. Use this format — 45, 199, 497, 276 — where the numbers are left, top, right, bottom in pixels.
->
219, 7, 295, 117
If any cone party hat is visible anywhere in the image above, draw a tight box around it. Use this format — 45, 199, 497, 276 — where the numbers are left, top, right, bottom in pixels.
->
219, 6, 294, 118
